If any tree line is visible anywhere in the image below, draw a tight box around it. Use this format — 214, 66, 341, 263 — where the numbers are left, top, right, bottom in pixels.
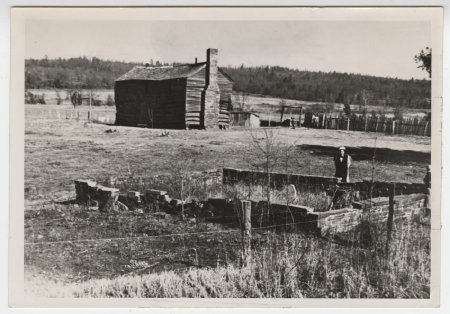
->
225, 65, 431, 109
25, 56, 431, 109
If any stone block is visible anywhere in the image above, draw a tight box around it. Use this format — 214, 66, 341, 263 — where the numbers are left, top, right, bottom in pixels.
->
144, 189, 167, 202
74, 179, 97, 204
86, 181, 99, 204
97, 186, 120, 212
144, 189, 167, 212
127, 191, 141, 210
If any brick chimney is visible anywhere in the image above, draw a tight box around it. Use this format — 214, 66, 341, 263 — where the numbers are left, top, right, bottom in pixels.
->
203, 48, 220, 128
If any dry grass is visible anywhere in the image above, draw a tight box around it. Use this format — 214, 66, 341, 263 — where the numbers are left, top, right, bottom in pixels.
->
25, 220, 430, 298
25, 106, 430, 205
24, 106, 431, 298
221, 182, 329, 211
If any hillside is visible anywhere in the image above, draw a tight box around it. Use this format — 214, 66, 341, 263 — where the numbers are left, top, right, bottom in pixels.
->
25, 57, 431, 109
225, 66, 431, 109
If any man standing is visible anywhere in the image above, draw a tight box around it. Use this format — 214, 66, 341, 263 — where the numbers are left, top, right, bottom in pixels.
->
334, 146, 352, 183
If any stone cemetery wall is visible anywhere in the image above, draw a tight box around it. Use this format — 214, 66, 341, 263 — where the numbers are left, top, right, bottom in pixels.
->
222, 167, 338, 193
308, 193, 426, 236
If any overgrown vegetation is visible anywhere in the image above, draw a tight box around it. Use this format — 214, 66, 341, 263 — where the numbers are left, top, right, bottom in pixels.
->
26, 220, 430, 298
221, 182, 329, 211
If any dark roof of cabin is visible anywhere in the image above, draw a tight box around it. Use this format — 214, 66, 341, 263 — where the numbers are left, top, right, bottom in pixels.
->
116, 62, 234, 82
116, 63, 207, 81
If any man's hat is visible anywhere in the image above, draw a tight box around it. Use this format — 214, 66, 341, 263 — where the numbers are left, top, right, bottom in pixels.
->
339, 146, 346, 151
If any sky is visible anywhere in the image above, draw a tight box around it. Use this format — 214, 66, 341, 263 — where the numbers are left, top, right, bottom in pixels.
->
25, 20, 431, 80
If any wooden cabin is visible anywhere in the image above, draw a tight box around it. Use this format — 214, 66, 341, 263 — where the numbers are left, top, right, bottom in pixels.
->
114, 48, 233, 129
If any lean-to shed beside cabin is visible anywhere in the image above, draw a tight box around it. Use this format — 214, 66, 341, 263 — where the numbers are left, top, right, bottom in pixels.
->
230, 111, 261, 128
114, 48, 234, 129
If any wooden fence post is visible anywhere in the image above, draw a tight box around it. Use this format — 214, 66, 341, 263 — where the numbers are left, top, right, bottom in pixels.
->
89, 89, 92, 123
347, 118, 350, 131
424, 121, 429, 137
392, 120, 396, 134
241, 200, 252, 267
386, 183, 395, 254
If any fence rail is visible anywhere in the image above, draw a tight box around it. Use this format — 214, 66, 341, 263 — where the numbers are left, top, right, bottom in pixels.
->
26, 106, 116, 123
303, 112, 431, 137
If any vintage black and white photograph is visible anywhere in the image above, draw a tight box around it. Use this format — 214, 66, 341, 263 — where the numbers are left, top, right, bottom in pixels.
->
9, 6, 443, 306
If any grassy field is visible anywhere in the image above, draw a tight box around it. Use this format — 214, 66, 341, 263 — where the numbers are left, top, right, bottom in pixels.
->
24, 105, 431, 298
25, 105, 430, 205
26, 89, 430, 119
232, 92, 430, 119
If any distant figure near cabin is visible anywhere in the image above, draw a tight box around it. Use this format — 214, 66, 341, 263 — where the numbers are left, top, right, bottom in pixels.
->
312, 113, 319, 128
334, 146, 352, 183
290, 116, 296, 129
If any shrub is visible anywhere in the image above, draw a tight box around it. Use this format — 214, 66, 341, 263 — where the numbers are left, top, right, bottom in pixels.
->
56, 90, 62, 105
25, 91, 46, 104
393, 106, 404, 120
105, 94, 115, 106
343, 103, 351, 116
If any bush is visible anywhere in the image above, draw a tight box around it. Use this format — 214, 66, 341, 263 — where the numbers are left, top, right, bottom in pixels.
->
92, 99, 103, 106
393, 106, 404, 120
343, 103, 351, 116
25, 91, 46, 104
56, 91, 62, 105
105, 94, 115, 106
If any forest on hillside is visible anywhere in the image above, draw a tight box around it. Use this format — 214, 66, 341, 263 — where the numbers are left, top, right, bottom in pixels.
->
25, 57, 431, 109
225, 66, 430, 109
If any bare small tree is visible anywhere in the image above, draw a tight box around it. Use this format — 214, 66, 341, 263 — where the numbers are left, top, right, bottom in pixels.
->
246, 129, 299, 226
176, 159, 194, 220
234, 91, 247, 111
